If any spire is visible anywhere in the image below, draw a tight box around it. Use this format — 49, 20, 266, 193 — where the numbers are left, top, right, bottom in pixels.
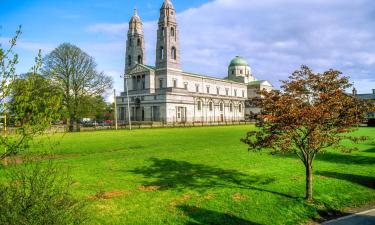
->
134, 7, 138, 16
162, 0, 174, 9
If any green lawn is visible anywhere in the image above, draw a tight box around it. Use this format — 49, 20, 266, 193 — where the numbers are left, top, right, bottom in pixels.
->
8, 126, 375, 224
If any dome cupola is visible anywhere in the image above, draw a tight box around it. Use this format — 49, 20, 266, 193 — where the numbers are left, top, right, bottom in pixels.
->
228, 56, 255, 83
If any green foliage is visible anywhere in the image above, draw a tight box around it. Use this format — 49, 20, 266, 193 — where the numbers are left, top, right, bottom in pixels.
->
42, 43, 113, 131
1, 51, 61, 160
78, 95, 113, 121
0, 158, 88, 225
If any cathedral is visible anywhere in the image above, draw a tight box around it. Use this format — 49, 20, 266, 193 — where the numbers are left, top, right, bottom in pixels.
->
116, 0, 272, 124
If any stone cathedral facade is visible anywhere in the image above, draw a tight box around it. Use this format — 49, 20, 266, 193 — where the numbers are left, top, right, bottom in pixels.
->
116, 0, 273, 124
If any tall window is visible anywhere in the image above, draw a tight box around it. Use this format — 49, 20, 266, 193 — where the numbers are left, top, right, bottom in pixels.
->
197, 101, 202, 111
142, 75, 146, 89
171, 27, 175, 36
209, 102, 213, 111
173, 79, 177, 88
240, 70, 243, 74
162, 27, 165, 36
138, 55, 142, 64
225, 89, 229, 96
184, 82, 188, 90
195, 84, 199, 92
137, 38, 141, 46
171, 47, 177, 60
229, 103, 233, 112
234, 89, 237, 97
160, 46, 164, 60
206, 86, 210, 94
129, 38, 132, 46
220, 102, 224, 112
128, 55, 131, 66
239, 104, 242, 113
242, 90, 245, 97
216, 87, 220, 95
159, 78, 163, 88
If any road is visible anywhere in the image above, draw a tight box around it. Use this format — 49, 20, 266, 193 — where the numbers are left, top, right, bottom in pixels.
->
322, 208, 375, 225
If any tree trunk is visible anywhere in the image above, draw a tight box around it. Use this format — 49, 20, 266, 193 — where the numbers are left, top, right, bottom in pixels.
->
305, 163, 313, 202
68, 118, 74, 132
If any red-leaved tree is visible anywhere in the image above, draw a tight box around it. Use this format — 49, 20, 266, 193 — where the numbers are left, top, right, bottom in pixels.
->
241, 65, 373, 201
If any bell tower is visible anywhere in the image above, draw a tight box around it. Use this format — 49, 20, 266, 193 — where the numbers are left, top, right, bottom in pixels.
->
125, 9, 146, 73
155, 0, 181, 70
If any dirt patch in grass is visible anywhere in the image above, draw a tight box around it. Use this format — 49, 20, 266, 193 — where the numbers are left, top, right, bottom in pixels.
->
1, 156, 24, 165
232, 193, 247, 201
169, 194, 192, 210
203, 193, 215, 200
138, 185, 161, 192
88, 190, 131, 200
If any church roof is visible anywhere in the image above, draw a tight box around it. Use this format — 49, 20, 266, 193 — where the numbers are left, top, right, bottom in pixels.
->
229, 56, 249, 67
356, 93, 375, 100
248, 80, 273, 86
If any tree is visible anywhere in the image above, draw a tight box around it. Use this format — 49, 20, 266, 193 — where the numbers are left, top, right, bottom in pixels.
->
9, 73, 62, 127
77, 95, 111, 121
1, 28, 60, 160
241, 65, 372, 202
43, 43, 113, 132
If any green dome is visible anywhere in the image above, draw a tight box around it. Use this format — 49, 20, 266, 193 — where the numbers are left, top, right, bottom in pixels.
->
229, 56, 249, 67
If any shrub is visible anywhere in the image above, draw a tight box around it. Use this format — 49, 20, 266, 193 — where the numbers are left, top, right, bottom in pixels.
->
0, 159, 88, 225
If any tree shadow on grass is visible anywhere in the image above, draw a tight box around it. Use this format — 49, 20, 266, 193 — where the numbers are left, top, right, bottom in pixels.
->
276, 152, 375, 165
316, 152, 375, 165
316, 171, 375, 189
178, 205, 262, 225
129, 158, 296, 199
364, 147, 375, 153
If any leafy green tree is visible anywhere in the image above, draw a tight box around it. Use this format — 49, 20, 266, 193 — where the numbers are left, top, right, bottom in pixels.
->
1, 27, 60, 159
1, 28, 88, 225
241, 65, 372, 201
43, 43, 113, 132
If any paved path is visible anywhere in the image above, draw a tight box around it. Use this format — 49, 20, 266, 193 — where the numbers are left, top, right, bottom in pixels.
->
322, 208, 375, 225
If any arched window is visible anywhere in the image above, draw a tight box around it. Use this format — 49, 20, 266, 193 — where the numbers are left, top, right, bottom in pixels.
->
137, 55, 142, 64
209, 102, 213, 111
197, 101, 202, 111
229, 103, 233, 112
171, 27, 175, 36
160, 46, 164, 60
129, 38, 132, 46
128, 55, 131, 66
162, 27, 165, 36
137, 38, 141, 46
171, 47, 177, 60
239, 104, 243, 113
220, 102, 224, 112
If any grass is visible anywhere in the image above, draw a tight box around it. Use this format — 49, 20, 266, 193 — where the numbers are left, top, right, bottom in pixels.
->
2, 125, 375, 224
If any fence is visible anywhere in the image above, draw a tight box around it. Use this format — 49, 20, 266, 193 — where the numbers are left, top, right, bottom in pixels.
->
47, 120, 258, 133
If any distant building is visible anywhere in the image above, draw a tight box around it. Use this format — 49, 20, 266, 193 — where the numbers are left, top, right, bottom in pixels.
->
116, 0, 273, 124
352, 88, 375, 118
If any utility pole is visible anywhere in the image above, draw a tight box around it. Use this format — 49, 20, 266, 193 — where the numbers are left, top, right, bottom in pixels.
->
113, 89, 118, 130
125, 75, 132, 130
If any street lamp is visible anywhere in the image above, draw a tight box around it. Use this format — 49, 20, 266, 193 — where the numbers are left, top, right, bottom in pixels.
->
124, 74, 132, 130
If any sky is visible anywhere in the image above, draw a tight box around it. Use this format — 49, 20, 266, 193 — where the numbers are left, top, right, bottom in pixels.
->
1, 0, 375, 100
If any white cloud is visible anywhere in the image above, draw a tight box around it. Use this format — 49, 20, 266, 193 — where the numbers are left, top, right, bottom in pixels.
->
87, 0, 375, 92
0, 37, 54, 52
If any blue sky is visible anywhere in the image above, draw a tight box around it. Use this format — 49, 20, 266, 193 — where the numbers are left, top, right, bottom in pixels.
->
1, 0, 375, 99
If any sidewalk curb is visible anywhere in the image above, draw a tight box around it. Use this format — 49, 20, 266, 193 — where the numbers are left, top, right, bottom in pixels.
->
321, 208, 375, 224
